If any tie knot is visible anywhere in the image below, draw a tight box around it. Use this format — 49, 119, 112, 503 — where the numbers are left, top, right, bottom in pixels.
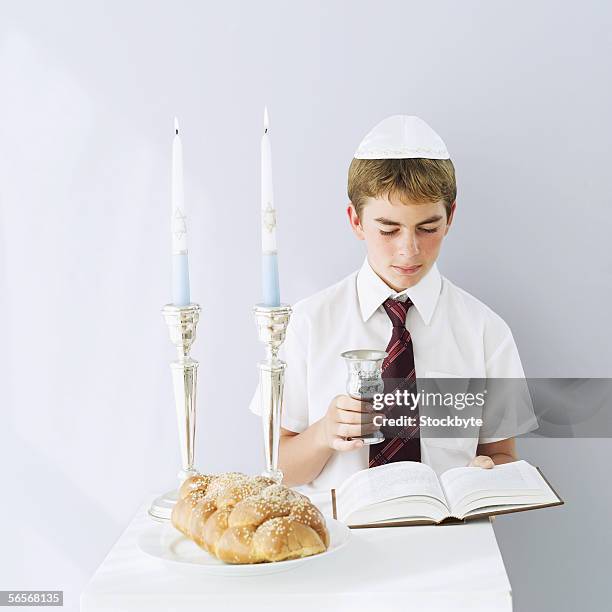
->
383, 297, 412, 328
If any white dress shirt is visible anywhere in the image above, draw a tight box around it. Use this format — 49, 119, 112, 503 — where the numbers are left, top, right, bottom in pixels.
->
249, 257, 538, 509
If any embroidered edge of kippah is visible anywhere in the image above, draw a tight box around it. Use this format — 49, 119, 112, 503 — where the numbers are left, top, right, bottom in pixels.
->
354, 146, 449, 159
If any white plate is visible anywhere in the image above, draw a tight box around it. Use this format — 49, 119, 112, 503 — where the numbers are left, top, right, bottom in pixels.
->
138, 518, 351, 576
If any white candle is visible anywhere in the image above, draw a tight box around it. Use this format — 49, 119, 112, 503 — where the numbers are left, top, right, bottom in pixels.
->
172, 117, 190, 306
261, 107, 280, 306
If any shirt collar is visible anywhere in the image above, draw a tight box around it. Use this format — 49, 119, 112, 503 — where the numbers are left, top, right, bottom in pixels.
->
356, 257, 442, 325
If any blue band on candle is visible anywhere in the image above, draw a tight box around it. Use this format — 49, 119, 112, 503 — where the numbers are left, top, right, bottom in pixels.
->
262, 252, 280, 307
172, 252, 191, 307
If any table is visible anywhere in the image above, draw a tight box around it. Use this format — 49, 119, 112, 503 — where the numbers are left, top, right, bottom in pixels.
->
81, 499, 512, 612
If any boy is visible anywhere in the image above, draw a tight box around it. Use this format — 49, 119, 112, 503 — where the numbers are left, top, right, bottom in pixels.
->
249, 115, 537, 504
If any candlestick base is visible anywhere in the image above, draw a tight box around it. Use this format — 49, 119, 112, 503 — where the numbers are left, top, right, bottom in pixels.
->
148, 468, 199, 522
261, 468, 284, 482
148, 491, 179, 522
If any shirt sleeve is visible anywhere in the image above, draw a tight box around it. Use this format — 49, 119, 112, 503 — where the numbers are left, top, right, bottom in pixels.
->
248, 307, 310, 433
478, 317, 539, 444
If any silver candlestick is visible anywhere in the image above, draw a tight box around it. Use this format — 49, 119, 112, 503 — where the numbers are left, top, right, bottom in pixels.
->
148, 303, 201, 522
253, 303, 292, 483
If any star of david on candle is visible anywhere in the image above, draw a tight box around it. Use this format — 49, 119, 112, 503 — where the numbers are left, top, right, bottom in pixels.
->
262, 202, 276, 234
172, 208, 187, 238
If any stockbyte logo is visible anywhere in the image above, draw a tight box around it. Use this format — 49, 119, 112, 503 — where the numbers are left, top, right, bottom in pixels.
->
372, 414, 485, 429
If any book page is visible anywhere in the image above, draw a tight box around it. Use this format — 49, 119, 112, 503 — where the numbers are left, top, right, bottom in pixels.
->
347, 497, 448, 526
459, 488, 560, 517
337, 461, 448, 521
439, 460, 547, 512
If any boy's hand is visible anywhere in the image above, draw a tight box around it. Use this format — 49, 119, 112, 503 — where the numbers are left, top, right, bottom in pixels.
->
317, 394, 380, 451
468, 455, 495, 468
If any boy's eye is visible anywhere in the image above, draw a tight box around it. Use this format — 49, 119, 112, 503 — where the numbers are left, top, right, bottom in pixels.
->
379, 227, 439, 236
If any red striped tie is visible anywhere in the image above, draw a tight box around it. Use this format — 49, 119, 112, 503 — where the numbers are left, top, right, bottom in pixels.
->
368, 297, 421, 467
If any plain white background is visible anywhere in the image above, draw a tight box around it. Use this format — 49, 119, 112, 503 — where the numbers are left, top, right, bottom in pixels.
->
1, 1, 610, 610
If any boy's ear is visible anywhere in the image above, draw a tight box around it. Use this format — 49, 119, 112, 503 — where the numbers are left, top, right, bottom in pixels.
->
444, 200, 457, 235
347, 203, 365, 240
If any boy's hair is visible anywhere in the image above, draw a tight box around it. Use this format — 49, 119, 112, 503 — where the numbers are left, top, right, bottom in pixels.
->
348, 158, 457, 219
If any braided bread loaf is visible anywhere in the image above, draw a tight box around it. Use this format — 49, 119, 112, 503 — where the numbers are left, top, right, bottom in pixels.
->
171, 472, 330, 564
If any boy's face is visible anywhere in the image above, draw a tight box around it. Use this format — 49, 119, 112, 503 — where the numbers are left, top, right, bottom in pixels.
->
347, 194, 456, 291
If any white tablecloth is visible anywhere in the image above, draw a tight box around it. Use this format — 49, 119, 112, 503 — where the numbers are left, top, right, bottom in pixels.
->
81, 498, 512, 612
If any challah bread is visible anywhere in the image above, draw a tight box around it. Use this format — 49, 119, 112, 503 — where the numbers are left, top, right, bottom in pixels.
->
172, 472, 271, 536
171, 472, 329, 564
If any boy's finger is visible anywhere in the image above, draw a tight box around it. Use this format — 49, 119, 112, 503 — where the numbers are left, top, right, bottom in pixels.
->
336, 408, 375, 424
335, 422, 379, 438
332, 437, 365, 452
336, 395, 374, 413
470, 455, 495, 468
358, 422, 382, 435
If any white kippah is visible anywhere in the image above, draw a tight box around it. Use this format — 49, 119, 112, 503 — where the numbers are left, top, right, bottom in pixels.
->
354, 115, 449, 160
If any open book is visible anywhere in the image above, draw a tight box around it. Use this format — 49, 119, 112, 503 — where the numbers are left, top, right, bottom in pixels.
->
331, 460, 563, 528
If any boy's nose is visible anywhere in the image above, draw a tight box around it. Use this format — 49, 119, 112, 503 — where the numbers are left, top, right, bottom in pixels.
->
398, 234, 420, 257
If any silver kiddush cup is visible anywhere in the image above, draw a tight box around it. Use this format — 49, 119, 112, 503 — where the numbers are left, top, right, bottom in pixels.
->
148, 303, 201, 521
254, 304, 292, 483
341, 349, 387, 445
